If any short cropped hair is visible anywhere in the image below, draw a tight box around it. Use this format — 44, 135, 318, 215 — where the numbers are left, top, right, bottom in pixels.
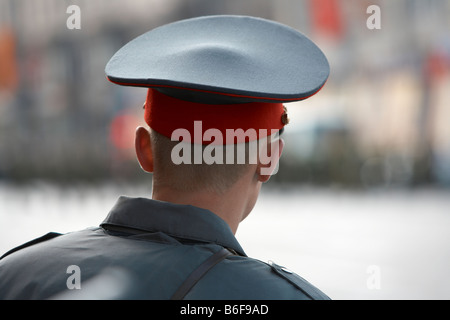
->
150, 129, 266, 194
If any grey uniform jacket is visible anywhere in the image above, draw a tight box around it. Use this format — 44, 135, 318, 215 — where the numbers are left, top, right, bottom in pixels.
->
0, 196, 330, 300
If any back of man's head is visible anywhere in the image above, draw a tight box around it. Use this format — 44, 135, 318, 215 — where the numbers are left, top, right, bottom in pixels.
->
149, 128, 280, 195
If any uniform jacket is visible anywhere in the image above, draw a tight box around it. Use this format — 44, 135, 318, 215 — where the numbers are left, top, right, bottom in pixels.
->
0, 196, 330, 300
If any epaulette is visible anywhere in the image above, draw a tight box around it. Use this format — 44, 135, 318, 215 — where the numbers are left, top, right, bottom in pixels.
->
268, 261, 330, 300
0, 232, 62, 261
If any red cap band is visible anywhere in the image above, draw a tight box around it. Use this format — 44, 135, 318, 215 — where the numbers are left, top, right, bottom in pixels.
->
144, 89, 286, 145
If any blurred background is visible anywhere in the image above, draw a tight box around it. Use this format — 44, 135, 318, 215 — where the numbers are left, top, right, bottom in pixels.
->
0, 0, 449, 299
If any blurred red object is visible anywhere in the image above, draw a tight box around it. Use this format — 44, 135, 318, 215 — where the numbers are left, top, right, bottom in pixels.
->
110, 112, 141, 151
0, 27, 19, 92
309, 0, 344, 41
425, 49, 449, 83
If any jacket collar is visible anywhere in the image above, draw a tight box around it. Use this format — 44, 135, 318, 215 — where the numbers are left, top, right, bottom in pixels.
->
101, 196, 246, 256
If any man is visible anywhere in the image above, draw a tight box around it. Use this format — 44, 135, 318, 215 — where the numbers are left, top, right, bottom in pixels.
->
0, 15, 330, 299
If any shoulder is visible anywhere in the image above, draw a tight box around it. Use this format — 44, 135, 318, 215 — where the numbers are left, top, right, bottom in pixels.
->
188, 255, 330, 300
264, 260, 330, 300
0, 232, 62, 261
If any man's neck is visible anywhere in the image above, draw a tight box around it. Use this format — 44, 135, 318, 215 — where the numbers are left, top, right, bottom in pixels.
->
151, 182, 255, 234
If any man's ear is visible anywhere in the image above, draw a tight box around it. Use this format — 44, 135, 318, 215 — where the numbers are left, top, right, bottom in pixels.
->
135, 126, 154, 173
256, 137, 284, 183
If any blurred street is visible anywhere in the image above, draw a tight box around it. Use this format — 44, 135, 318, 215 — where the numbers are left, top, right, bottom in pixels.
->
1, 0, 450, 187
